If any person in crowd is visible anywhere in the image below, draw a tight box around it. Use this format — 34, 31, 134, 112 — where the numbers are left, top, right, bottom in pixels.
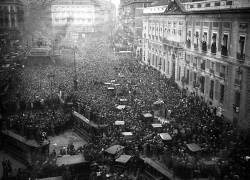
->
1, 35, 249, 180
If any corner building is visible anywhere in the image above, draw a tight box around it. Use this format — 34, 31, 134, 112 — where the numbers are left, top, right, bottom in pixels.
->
142, 0, 250, 129
51, 0, 115, 41
0, 0, 24, 52
143, 0, 186, 81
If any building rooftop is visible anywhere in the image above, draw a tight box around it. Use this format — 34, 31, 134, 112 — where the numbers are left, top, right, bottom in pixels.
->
143, 0, 250, 14
51, 0, 109, 6
182, 0, 250, 11
121, 0, 153, 7
150, 0, 171, 6
50, 0, 115, 10
0, 0, 23, 5
143, 0, 185, 14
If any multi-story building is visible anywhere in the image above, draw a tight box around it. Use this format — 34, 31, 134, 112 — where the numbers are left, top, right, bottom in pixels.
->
143, 0, 186, 80
51, 0, 115, 42
142, 0, 250, 129
119, 0, 153, 56
94, 1, 116, 32
0, 0, 24, 54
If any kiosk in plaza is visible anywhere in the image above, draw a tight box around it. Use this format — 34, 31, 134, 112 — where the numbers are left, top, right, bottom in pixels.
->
152, 99, 166, 119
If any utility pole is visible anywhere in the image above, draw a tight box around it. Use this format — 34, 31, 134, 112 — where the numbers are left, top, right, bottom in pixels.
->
73, 45, 77, 91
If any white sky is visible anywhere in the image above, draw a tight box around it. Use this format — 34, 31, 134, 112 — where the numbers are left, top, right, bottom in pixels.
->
110, 0, 120, 9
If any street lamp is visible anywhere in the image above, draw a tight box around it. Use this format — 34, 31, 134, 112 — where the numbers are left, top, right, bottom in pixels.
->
158, 61, 162, 71
73, 46, 78, 91
72, 39, 78, 91
48, 72, 55, 135
158, 62, 162, 91
193, 80, 200, 96
48, 72, 55, 100
233, 66, 243, 129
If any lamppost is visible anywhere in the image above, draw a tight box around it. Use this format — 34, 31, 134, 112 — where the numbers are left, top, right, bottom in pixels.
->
233, 66, 243, 129
73, 45, 78, 91
158, 62, 162, 92
193, 80, 200, 96
72, 39, 78, 91
48, 72, 55, 135
48, 72, 55, 100
158, 61, 162, 71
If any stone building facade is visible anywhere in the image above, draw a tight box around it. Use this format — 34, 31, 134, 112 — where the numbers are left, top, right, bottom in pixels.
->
142, 0, 250, 129
119, 0, 153, 56
0, 0, 24, 54
51, 0, 116, 42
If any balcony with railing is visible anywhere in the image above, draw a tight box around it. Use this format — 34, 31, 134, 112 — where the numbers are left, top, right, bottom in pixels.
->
194, 43, 199, 50
161, 38, 184, 48
233, 104, 240, 113
220, 72, 225, 79
193, 81, 200, 89
201, 41, 207, 52
193, 63, 197, 69
201, 62, 206, 71
237, 52, 245, 62
186, 39, 191, 49
221, 45, 228, 57
210, 69, 215, 75
234, 79, 241, 86
211, 43, 217, 54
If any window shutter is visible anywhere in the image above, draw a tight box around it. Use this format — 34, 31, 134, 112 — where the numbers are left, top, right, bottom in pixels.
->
205, 76, 210, 96
215, 80, 220, 101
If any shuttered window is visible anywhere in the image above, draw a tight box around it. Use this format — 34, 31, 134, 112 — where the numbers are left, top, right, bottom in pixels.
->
163, 59, 166, 72
215, 80, 220, 100
205, 76, 210, 95
220, 84, 225, 104
210, 80, 214, 100
200, 76, 205, 93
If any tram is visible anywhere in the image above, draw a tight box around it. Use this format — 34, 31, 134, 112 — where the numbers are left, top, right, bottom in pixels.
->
72, 111, 107, 141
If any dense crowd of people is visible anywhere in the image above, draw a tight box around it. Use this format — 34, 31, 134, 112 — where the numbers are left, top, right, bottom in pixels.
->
5, 109, 72, 141
77, 60, 250, 180
1, 33, 250, 180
